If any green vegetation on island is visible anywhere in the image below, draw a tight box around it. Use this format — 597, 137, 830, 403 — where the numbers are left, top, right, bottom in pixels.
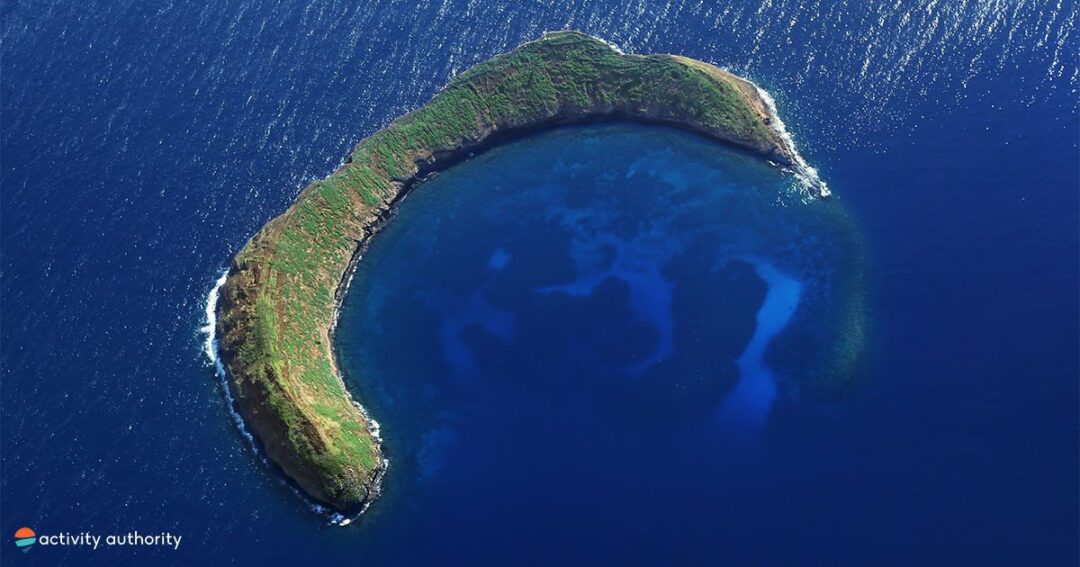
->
216, 31, 808, 510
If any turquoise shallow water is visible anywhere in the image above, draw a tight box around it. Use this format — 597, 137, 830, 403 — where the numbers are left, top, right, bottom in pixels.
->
334, 123, 864, 561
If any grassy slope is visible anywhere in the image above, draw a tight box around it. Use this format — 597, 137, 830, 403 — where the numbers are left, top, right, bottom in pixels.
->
217, 31, 793, 509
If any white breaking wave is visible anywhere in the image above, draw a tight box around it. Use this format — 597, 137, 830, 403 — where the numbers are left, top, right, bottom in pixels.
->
202, 271, 255, 448
202, 272, 227, 361
752, 85, 832, 199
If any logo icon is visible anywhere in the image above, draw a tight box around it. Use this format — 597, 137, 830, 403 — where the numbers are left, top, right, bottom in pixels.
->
14, 527, 35, 552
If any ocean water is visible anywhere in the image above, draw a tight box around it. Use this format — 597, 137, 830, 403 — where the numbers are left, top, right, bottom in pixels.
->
2, 1, 1077, 565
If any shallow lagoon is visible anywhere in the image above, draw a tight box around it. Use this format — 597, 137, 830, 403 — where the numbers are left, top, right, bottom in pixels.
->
336, 123, 864, 561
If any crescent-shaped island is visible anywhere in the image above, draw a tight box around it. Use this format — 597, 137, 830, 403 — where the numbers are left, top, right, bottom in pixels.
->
215, 31, 827, 512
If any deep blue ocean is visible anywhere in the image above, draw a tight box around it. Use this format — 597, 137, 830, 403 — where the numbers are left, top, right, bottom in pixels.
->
2, 1, 1077, 565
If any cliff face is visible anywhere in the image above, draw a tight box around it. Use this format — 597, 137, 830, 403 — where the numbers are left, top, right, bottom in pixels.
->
216, 31, 804, 511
